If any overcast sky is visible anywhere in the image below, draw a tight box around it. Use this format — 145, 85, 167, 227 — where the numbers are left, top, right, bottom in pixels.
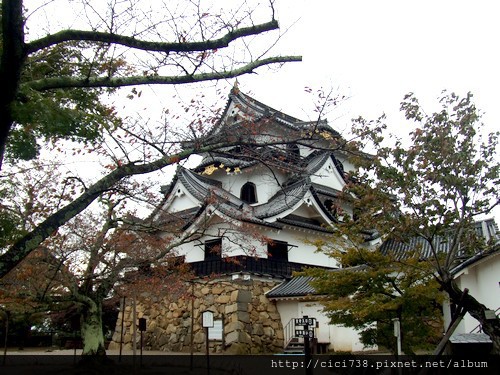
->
228, 0, 500, 221
236, 0, 500, 124
29, 0, 500, 221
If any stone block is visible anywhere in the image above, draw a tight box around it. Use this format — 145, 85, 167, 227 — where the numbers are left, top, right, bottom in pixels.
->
226, 331, 251, 345
224, 302, 247, 314
230, 290, 239, 302
108, 341, 119, 350
236, 311, 250, 323
112, 331, 121, 342
269, 312, 280, 320
158, 333, 169, 347
225, 321, 244, 333
170, 342, 182, 352
193, 331, 205, 344
251, 323, 264, 336
263, 327, 274, 337
259, 311, 269, 320
169, 334, 178, 343
216, 295, 230, 304
166, 324, 176, 334
205, 294, 214, 304
237, 290, 252, 303
225, 342, 250, 354
211, 287, 224, 295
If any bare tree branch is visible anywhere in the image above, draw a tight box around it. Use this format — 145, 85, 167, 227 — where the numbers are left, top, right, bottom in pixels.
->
26, 20, 280, 54
24, 55, 301, 91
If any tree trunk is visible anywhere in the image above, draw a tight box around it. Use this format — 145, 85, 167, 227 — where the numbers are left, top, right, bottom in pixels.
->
443, 279, 500, 354
81, 301, 106, 356
0, 0, 27, 169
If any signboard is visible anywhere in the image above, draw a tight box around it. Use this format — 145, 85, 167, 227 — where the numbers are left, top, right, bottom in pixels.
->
202, 311, 214, 328
208, 320, 223, 340
295, 329, 314, 338
294, 317, 316, 326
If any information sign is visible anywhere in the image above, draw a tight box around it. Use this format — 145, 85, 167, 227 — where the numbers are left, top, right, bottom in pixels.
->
295, 329, 315, 338
202, 310, 214, 328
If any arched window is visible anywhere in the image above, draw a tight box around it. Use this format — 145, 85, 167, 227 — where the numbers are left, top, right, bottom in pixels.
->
240, 182, 257, 204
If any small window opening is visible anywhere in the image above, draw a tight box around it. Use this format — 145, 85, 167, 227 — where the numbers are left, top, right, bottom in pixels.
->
267, 240, 288, 261
324, 199, 338, 218
240, 182, 257, 204
205, 239, 222, 260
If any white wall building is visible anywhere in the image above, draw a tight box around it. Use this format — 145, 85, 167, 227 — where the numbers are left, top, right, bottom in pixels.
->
444, 219, 500, 345
137, 86, 372, 353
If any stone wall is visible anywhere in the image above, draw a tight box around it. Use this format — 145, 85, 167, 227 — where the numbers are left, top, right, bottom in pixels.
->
109, 276, 284, 354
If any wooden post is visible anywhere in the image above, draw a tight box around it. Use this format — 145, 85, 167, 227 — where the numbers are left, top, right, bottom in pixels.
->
205, 326, 210, 375
2, 311, 9, 366
433, 288, 469, 356
303, 315, 313, 375
132, 296, 137, 365
190, 282, 194, 371
119, 296, 125, 362
202, 311, 214, 375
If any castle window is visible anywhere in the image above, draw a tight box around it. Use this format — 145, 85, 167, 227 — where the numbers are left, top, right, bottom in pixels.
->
324, 199, 338, 219
205, 239, 222, 260
240, 182, 257, 204
267, 240, 288, 261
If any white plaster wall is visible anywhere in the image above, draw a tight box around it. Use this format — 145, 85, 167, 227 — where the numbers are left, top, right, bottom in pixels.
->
257, 227, 339, 268
275, 300, 371, 352
173, 217, 340, 269
451, 254, 500, 333
214, 165, 288, 204
165, 184, 200, 213
310, 159, 345, 192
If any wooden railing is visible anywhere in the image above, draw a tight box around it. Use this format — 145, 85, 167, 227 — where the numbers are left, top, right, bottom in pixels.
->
188, 256, 308, 277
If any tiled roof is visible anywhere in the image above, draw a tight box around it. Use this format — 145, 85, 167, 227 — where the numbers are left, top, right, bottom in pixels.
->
380, 219, 500, 262
254, 178, 311, 219
203, 89, 340, 144
194, 156, 258, 172
154, 206, 204, 231
266, 264, 369, 299
168, 148, 349, 230
266, 276, 317, 298
449, 333, 492, 344
176, 168, 282, 229
311, 183, 342, 198
278, 214, 332, 233
450, 245, 500, 276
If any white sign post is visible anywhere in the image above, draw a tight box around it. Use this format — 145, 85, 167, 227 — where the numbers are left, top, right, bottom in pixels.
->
392, 318, 402, 357
202, 311, 214, 375
202, 311, 214, 328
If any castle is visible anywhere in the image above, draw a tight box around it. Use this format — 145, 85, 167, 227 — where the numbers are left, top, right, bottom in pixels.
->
109, 87, 373, 353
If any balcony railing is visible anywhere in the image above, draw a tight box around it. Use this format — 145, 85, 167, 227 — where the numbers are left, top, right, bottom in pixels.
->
188, 256, 312, 278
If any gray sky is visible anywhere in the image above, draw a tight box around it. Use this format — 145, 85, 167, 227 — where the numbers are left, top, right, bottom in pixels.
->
241, 0, 500, 124
231, 0, 500, 222
28, 0, 500, 221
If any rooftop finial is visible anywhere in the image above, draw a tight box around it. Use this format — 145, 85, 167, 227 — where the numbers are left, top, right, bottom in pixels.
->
231, 79, 240, 94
